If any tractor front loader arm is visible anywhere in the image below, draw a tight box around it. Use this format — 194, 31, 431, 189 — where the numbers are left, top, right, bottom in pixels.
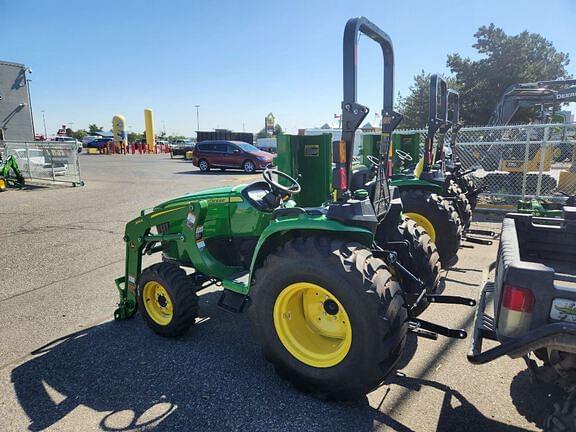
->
114, 205, 189, 320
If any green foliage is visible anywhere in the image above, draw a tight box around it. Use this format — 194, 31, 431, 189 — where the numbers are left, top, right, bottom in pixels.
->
71, 129, 87, 141
449, 24, 570, 125
398, 24, 571, 127
256, 124, 284, 138
396, 71, 458, 128
128, 132, 144, 143
88, 124, 103, 134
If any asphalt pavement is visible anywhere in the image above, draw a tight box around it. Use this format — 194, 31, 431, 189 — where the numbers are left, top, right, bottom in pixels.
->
0, 154, 562, 431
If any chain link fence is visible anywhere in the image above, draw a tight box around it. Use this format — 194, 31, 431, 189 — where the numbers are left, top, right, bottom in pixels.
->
393, 122, 576, 208
0, 140, 84, 186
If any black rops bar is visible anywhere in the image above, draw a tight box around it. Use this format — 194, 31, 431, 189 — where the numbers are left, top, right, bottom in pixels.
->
424, 74, 448, 171
335, 17, 401, 197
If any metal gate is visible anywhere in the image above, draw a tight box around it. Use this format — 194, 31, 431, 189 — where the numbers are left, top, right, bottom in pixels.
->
1, 140, 84, 186
393, 122, 576, 208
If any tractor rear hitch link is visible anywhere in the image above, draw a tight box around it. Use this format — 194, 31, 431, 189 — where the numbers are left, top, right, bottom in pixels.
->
373, 249, 475, 340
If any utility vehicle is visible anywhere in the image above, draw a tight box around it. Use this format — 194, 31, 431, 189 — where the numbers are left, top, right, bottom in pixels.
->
468, 207, 576, 431
114, 17, 475, 400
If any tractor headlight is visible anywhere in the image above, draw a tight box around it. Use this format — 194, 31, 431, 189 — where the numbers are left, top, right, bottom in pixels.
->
186, 211, 196, 228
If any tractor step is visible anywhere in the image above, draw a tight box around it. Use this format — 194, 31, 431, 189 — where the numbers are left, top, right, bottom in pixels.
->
219, 272, 250, 313
218, 290, 249, 313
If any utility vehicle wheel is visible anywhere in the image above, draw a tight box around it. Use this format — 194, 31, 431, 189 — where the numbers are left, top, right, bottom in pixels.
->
243, 160, 256, 173
198, 159, 210, 172
398, 217, 441, 316
545, 391, 576, 432
137, 262, 198, 337
400, 189, 462, 268
446, 182, 472, 230
250, 236, 407, 401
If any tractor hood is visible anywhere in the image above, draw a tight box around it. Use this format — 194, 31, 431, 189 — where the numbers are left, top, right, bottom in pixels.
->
153, 185, 242, 211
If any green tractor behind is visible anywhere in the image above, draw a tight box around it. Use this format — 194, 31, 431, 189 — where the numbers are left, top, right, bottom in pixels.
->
114, 17, 475, 400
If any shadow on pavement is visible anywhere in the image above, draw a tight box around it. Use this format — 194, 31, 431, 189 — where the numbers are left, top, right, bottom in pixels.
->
11, 291, 413, 432
509, 368, 564, 428
391, 374, 533, 431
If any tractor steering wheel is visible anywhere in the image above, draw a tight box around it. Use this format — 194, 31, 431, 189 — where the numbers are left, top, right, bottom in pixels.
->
263, 168, 301, 196
396, 149, 413, 162
366, 155, 380, 167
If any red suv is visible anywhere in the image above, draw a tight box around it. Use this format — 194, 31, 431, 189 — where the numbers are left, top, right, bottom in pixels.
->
191, 140, 273, 173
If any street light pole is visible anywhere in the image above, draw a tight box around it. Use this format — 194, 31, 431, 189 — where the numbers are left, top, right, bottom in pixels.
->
194, 105, 200, 132
41, 110, 47, 139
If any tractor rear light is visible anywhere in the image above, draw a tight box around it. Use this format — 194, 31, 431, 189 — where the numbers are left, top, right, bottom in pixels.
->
339, 166, 347, 190
502, 284, 535, 313
498, 284, 535, 338
186, 211, 196, 228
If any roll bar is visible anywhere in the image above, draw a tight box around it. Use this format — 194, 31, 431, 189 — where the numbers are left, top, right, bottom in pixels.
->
334, 16, 402, 198
424, 74, 448, 170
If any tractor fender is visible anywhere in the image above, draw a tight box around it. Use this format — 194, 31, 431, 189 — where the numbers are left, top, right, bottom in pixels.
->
392, 177, 442, 194
248, 215, 373, 287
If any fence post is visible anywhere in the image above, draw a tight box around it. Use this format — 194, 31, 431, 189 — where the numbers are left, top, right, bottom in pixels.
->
521, 126, 531, 199
24, 143, 32, 179
49, 144, 56, 182
535, 126, 549, 197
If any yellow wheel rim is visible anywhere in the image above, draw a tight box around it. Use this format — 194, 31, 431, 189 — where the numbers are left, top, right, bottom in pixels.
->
143, 281, 173, 326
405, 212, 436, 242
273, 282, 352, 368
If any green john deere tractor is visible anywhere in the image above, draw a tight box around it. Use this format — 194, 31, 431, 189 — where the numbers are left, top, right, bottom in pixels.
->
114, 17, 474, 400
355, 75, 465, 266
0, 153, 25, 191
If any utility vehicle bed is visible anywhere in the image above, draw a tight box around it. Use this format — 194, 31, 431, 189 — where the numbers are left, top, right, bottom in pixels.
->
468, 207, 576, 364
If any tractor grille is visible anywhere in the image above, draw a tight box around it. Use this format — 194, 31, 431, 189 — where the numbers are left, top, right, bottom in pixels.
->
156, 222, 170, 234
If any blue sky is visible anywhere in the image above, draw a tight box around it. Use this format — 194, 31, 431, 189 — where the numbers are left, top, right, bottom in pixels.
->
2, 0, 575, 136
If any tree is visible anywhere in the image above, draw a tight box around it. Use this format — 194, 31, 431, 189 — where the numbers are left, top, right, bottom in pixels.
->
128, 132, 144, 143
88, 124, 103, 134
256, 124, 284, 138
71, 129, 87, 141
396, 71, 458, 128
447, 24, 571, 125
397, 25, 571, 127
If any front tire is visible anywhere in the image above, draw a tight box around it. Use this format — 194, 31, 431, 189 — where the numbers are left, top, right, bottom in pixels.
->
137, 263, 198, 337
198, 159, 210, 172
401, 189, 462, 268
250, 236, 407, 401
243, 160, 256, 173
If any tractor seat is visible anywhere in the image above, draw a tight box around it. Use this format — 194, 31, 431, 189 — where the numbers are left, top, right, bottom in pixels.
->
242, 181, 280, 212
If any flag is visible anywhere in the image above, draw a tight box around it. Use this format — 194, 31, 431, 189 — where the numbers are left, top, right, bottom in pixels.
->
334, 113, 341, 119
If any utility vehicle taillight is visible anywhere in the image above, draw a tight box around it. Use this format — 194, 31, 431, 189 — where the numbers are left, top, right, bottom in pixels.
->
498, 283, 535, 338
502, 284, 535, 312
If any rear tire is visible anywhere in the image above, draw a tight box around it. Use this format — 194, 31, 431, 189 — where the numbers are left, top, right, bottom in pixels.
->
446, 181, 472, 230
250, 236, 407, 400
545, 391, 576, 432
400, 189, 462, 268
137, 263, 198, 337
398, 217, 441, 315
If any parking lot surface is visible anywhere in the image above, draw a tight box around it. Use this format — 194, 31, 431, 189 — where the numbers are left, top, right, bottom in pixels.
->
0, 155, 562, 431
